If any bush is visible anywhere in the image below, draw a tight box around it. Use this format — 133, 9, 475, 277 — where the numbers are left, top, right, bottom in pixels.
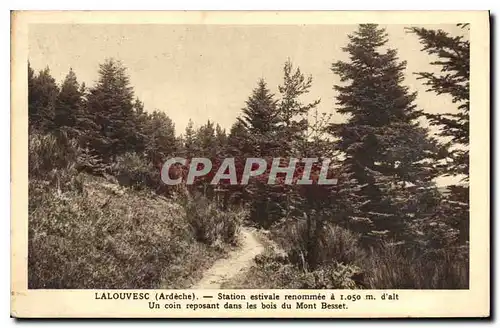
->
111, 152, 168, 194
273, 216, 366, 270
247, 181, 288, 229
29, 132, 87, 195
226, 252, 363, 289
29, 132, 80, 179
361, 242, 469, 289
181, 193, 242, 247
299, 262, 363, 289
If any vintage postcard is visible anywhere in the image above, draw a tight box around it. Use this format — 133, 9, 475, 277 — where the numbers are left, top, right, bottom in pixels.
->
11, 11, 490, 318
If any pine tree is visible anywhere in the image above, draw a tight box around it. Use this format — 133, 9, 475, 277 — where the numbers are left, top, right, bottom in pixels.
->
215, 123, 228, 155
54, 68, 84, 139
222, 120, 252, 205
86, 59, 138, 161
28, 62, 36, 127
196, 120, 217, 158
183, 119, 197, 158
227, 120, 252, 158
408, 25, 470, 244
131, 98, 149, 155
28, 65, 59, 132
142, 111, 177, 165
277, 59, 321, 157
237, 79, 293, 227
75, 81, 100, 149
238, 79, 279, 157
330, 24, 438, 244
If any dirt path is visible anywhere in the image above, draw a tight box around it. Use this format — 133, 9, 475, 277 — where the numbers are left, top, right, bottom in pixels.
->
191, 227, 265, 289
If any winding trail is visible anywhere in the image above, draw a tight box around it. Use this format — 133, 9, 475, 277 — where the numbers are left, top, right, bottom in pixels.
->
191, 227, 265, 289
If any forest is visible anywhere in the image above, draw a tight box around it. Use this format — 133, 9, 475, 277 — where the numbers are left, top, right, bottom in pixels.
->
28, 24, 469, 289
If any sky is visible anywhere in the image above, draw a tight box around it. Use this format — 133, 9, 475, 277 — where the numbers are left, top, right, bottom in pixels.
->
28, 23, 468, 185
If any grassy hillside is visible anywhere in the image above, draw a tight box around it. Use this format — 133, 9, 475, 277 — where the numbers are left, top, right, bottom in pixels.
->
28, 133, 242, 289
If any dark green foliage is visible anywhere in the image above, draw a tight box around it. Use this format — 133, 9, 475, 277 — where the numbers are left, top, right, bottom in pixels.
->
227, 120, 252, 157
276, 58, 321, 157
407, 26, 469, 154
28, 64, 59, 132
180, 192, 243, 247
196, 120, 218, 158
54, 69, 88, 140
233, 253, 363, 289
142, 111, 178, 164
329, 24, 439, 243
86, 59, 139, 161
408, 25, 470, 245
112, 152, 161, 191
239, 79, 279, 135
238, 79, 280, 157
215, 123, 228, 155
182, 119, 197, 158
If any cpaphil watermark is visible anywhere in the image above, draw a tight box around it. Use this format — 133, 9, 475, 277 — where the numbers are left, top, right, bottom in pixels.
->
160, 157, 338, 185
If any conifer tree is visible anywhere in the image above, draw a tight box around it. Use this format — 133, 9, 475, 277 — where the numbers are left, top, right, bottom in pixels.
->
131, 98, 150, 156
277, 59, 321, 157
183, 119, 197, 158
28, 65, 59, 132
196, 120, 217, 158
75, 81, 101, 149
330, 24, 438, 243
28, 62, 36, 128
238, 79, 279, 157
227, 120, 252, 157
142, 111, 177, 165
86, 59, 138, 161
408, 24, 470, 244
221, 120, 252, 205
215, 124, 228, 155
54, 68, 84, 139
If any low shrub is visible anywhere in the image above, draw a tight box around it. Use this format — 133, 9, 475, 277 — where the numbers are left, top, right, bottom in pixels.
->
225, 252, 363, 289
181, 193, 243, 247
111, 152, 160, 190
361, 242, 469, 289
29, 132, 80, 179
273, 216, 366, 270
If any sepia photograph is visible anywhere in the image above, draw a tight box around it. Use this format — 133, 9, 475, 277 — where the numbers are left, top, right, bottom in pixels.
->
10, 10, 489, 318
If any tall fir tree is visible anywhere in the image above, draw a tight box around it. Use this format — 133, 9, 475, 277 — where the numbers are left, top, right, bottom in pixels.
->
227, 120, 252, 157
131, 98, 149, 155
142, 110, 177, 165
408, 25, 470, 245
215, 123, 228, 156
330, 24, 438, 244
54, 68, 84, 139
86, 59, 138, 161
277, 59, 320, 157
28, 65, 59, 132
196, 120, 217, 158
28, 62, 36, 127
182, 119, 197, 158
238, 79, 279, 157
